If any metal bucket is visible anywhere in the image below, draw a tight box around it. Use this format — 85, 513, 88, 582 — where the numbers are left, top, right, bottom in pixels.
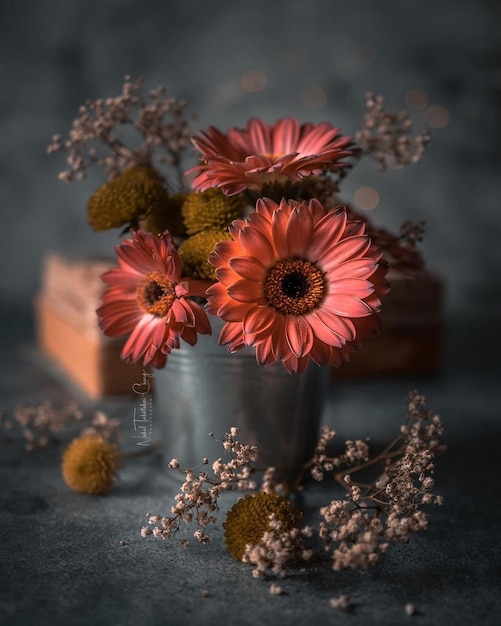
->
153, 320, 329, 474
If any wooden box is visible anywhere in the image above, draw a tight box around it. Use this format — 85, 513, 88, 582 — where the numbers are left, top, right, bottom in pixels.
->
36, 254, 148, 398
332, 270, 445, 378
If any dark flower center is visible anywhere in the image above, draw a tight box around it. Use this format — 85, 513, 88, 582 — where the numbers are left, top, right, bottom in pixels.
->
281, 270, 310, 299
136, 270, 176, 317
264, 258, 325, 316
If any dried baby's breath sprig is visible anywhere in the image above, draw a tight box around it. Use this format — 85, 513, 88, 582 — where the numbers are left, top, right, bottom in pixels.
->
0, 403, 124, 451
399, 218, 427, 247
355, 93, 430, 171
141, 427, 259, 545
294, 425, 370, 486
48, 75, 192, 188
141, 393, 444, 580
313, 391, 445, 571
261, 466, 280, 495
329, 594, 352, 611
142, 430, 311, 579
80, 410, 122, 446
0, 401, 84, 450
241, 513, 312, 579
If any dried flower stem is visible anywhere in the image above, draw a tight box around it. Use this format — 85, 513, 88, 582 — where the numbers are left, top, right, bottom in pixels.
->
48, 75, 193, 189
141, 428, 258, 545
142, 392, 445, 578
312, 391, 445, 570
355, 93, 430, 170
0, 403, 122, 450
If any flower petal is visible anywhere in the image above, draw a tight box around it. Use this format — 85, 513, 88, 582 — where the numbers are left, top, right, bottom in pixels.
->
321, 236, 371, 271
306, 312, 345, 347
310, 309, 355, 342
309, 209, 348, 259
327, 257, 379, 281
243, 305, 276, 335
285, 315, 314, 357
227, 278, 264, 303
97, 300, 142, 336
238, 226, 275, 264
286, 206, 314, 257
324, 293, 373, 318
219, 322, 245, 352
228, 256, 267, 280
122, 315, 162, 363
327, 278, 375, 299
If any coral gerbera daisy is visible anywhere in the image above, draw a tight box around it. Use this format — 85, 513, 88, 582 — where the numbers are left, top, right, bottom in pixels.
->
187, 117, 359, 196
206, 198, 389, 374
97, 229, 212, 368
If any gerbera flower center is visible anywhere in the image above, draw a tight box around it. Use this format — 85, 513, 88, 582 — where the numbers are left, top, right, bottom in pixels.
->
262, 152, 282, 160
136, 270, 176, 317
264, 258, 325, 316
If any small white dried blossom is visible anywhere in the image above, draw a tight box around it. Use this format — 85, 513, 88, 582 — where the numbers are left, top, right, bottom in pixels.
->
405, 603, 417, 616
269, 584, 284, 596
318, 391, 445, 571
141, 392, 444, 584
329, 594, 352, 611
356, 92, 430, 171
0, 403, 124, 451
142, 427, 260, 545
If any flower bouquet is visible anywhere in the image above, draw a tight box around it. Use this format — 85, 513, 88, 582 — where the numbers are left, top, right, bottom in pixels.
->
48, 76, 432, 471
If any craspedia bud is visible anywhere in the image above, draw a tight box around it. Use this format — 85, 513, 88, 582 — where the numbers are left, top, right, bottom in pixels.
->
87, 165, 169, 231
178, 229, 232, 281
141, 192, 187, 237
61, 434, 120, 495
223, 492, 301, 561
182, 188, 246, 235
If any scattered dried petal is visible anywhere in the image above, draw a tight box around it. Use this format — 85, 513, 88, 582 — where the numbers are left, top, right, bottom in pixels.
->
329, 594, 352, 611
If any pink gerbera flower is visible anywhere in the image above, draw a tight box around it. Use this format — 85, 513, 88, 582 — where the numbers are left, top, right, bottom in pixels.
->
187, 117, 359, 196
97, 230, 212, 368
206, 198, 389, 374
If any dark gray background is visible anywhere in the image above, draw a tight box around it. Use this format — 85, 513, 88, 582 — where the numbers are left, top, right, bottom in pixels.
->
1, 0, 500, 325
1, 3, 501, 624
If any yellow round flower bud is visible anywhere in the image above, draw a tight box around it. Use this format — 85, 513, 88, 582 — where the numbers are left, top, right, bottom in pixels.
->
178, 229, 232, 281
182, 188, 245, 235
141, 192, 187, 237
223, 492, 301, 561
61, 434, 120, 495
87, 165, 169, 231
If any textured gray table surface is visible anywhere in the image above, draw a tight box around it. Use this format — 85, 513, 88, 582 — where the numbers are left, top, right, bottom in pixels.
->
1, 305, 500, 626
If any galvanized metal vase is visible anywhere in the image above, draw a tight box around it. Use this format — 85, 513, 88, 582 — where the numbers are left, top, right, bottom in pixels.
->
154, 321, 329, 475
